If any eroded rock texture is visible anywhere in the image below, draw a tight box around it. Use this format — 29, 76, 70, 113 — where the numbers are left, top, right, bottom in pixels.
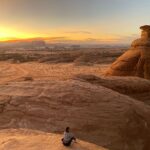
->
74, 74, 150, 104
0, 80, 150, 150
106, 25, 150, 79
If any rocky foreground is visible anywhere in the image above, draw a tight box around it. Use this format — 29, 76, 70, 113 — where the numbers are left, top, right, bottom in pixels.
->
0, 129, 106, 150
0, 79, 150, 150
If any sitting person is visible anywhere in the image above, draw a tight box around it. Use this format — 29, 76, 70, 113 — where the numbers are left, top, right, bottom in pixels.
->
62, 127, 76, 146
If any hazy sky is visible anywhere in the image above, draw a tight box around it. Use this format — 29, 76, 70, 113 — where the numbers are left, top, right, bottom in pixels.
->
0, 0, 150, 43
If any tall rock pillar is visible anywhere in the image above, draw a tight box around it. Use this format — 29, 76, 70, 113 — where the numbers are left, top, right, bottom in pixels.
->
106, 25, 150, 80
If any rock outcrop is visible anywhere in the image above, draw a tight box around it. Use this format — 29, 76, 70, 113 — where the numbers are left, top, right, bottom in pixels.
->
74, 74, 150, 104
106, 25, 150, 79
0, 80, 150, 150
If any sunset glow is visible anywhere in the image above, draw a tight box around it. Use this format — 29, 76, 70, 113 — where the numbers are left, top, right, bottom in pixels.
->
0, 0, 149, 43
0, 27, 40, 41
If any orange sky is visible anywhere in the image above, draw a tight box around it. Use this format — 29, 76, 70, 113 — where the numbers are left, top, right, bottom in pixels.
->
0, 0, 149, 44
0, 26, 139, 44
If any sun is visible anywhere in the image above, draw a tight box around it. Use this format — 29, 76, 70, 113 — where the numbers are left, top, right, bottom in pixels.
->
0, 27, 40, 41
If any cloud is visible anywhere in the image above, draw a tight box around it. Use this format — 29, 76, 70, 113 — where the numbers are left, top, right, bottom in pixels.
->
112, 34, 139, 43
65, 31, 92, 34
1, 33, 139, 45
85, 34, 140, 44
84, 38, 118, 43
44, 37, 67, 41
2, 36, 68, 43
86, 38, 99, 41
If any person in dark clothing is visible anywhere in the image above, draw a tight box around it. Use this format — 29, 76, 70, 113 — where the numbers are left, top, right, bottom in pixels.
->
62, 127, 76, 146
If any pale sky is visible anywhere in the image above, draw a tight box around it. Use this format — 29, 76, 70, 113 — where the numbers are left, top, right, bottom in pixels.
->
0, 0, 149, 43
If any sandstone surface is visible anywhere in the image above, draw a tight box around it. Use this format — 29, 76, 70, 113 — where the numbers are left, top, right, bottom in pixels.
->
0, 80, 150, 150
0, 129, 106, 150
74, 74, 150, 104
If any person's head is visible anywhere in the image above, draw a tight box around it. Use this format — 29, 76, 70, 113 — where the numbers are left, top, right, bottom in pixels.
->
66, 127, 70, 132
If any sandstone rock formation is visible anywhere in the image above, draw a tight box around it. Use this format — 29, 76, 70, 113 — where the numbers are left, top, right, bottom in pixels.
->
74, 74, 150, 104
106, 25, 150, 79
0, 129, 106, 150
0, 80, 150, 150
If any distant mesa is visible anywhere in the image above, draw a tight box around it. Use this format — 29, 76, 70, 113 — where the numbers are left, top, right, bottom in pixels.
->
31, 40, 46, 47
106, 25, 150, 79
0, 39, 46, 50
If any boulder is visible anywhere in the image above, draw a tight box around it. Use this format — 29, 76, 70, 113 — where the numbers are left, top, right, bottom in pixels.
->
74, 74, 150, 104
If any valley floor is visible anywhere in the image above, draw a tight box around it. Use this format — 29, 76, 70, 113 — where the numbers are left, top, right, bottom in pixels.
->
0, 62, 109, 84
0, 52, 150, 150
